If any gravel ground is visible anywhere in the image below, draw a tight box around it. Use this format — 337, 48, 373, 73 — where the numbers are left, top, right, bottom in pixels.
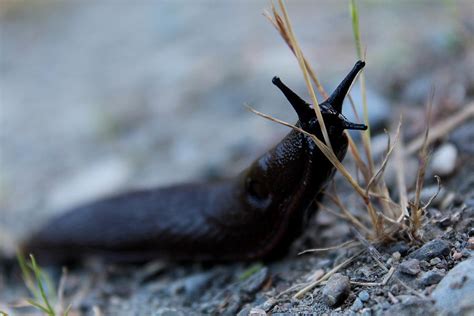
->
1, 1, 473, 315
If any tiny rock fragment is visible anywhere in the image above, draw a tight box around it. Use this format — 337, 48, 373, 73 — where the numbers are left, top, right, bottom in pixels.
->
419, 269, 446, 287
358, 290, 370, 302
408, 239, 450, 261
350, 298, 363, 311
452, 251, 463, 260
249, 307, 266, 316
322, 273, 351, 307
399, 259, 421, 276
241, 267, 269, 294
430, 257, 442, 266
392, 251, 401, 262
467, 237, 474, 250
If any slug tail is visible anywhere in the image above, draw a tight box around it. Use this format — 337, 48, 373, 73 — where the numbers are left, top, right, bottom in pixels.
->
326, 60, 365, 113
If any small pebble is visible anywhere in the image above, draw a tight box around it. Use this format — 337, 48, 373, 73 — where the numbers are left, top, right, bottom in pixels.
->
419, 260, 430, 270
260, 298, 277, 312
467, 237, 474, 250
358, 290, 370, 302
392, 251, 401, 262
408, 239, 451, 261
430, 257, 442, 266
420, 269, 446, 287
430, 143, 458, 177
249, 307, 266, 316
452, 251, 463, 260
351, 298, 363, 311
322, 273, 351, 307
399, 259, 421, 276
237, 307, 251, 316
241, 267, 269, 294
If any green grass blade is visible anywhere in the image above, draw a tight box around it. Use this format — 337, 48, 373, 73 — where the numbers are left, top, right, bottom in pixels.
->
349, 0, 374, 172
26, 299, 53, 315
29, 255, 55, 314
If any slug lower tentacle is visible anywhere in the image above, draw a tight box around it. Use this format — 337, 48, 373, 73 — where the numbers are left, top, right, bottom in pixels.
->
23, 61, 366, 263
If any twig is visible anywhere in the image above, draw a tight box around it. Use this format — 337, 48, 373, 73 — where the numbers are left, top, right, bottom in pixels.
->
293, 250, 364, 299
406, 102, 474, 155
351, 228, 426, 299
351, 228, 387, 272
411, 92, 434, 235
393, 116, 409, 222
267, 0, 333, 150
298, 240, 359, 255
365, 122, 401, 197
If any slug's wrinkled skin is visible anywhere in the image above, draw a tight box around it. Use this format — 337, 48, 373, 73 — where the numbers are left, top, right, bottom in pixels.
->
23, 61, 367, 263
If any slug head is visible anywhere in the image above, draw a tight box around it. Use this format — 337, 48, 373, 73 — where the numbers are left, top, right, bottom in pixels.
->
272, 60, 367, 137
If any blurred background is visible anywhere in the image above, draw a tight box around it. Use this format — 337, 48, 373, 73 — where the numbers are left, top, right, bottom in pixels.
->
0, 0, 473, 243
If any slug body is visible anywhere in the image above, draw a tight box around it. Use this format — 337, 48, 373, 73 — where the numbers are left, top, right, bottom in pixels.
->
24, 61, 366, 262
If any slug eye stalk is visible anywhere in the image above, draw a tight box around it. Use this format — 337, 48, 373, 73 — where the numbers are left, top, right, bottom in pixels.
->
273, 60, 367, 131
272, 76, 314, 123
326, 60, 365, 113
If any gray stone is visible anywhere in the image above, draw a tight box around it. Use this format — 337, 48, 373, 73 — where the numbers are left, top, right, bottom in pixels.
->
154, 308, 186, 316
432, 257, 474, 315
237, 307, 251, 316
399, 259, 421, 276
430, 143, 458, 177
241, 267, 269, 294
322, 273, 351, 307
419, 269, 445, 287
260, 298, 277, 312
170, 271, 214, 298
429, 257, 442, 266
248, 307, 266, 316
450, 123, 474, 154
358, 290, 370, 302
384, 296, 438, 316
408, 239, 451, 261
350, 298, 363, 311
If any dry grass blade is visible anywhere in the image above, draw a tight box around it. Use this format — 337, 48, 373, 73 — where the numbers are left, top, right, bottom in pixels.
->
264, 5, 328, 99
347, 133, 370, 179
351, 228, 387, 271
268, 0, 333, 150
365, 121, 401, 197
298, 239, 358, 255
293, 250, 364, 299
411, 93, 433, 236
420, 175, 441, 213
324, 191, 371, 234
406, 102, 474, 155
393, 117, 409, 222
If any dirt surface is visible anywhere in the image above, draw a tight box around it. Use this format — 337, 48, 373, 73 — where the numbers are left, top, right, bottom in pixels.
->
1, 1, 474, 315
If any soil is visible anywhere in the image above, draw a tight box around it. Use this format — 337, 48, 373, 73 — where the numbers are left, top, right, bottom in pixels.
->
1, 1, 473, 315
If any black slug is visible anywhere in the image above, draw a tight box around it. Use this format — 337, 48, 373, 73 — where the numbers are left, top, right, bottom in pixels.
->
23, 61, 367, 262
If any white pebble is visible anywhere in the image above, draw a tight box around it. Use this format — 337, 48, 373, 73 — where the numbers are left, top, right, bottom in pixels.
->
431, 143, 458, 177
